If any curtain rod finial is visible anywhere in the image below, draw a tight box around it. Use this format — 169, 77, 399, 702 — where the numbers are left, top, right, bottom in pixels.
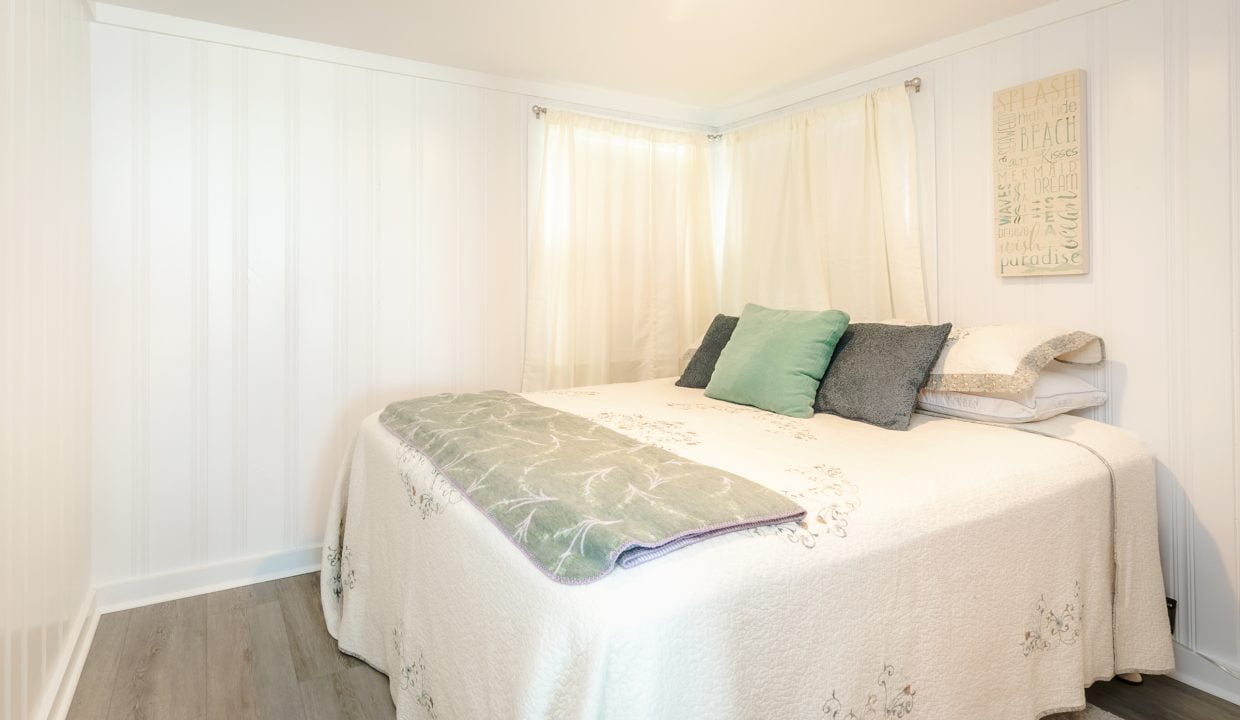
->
532, 105, 548, 119
904, 77, 922, 93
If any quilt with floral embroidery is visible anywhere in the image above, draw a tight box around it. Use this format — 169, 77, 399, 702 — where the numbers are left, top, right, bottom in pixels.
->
323, 377, 1173, 720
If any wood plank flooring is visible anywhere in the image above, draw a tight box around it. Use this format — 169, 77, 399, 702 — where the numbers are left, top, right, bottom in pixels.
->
68, 572, 385, 720
68, 571, 1240, 720
1088, 673, 1240, 720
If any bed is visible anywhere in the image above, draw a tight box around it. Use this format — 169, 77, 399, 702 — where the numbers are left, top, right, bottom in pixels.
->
321, 377, 1174, 720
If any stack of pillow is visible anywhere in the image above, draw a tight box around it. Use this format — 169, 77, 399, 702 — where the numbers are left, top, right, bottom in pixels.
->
676, 303, 1106, 430
914, 324, 1106, 423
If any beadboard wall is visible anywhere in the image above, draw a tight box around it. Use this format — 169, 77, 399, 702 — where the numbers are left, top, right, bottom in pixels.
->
0, 0, 94, 718
90, 21, 531, 588
924, 0, 1240, 696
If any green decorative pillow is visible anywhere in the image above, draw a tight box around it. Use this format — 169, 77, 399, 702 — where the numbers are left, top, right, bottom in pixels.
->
705, 304, 850, 418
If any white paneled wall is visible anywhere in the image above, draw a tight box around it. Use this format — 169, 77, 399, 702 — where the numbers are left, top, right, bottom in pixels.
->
921, 0, 1240, 695
0, 0, 93, 717
90, 23, 528, 587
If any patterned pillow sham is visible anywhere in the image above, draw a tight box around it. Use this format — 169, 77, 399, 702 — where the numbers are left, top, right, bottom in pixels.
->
918, 363, 1106, 423
921, 324, 1104, 394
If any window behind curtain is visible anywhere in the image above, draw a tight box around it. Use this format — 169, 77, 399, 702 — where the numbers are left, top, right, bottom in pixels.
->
523, 111, 717, 391
717, 86, 926, 322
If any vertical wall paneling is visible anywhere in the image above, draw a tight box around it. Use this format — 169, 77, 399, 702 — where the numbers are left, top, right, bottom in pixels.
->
294, 58, 342, 547
919, 0, 1239, 687
147, 31, 196, 576
1, 0, 93, 717
1232, 0, 1240, 664
90, 25, 530, 591
90, 17, 132, 587
202, 40, 234, 563
1183, 0, 1239, 667
283, 56, 300, 552
130, 29, 150, 579
243, 45, 289, 558
191, 41, 208, 567
1165, 0, 1195, 648
231, 46, 250, 558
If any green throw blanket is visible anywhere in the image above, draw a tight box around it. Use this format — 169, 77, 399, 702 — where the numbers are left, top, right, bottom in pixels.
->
379, 391, 806, 584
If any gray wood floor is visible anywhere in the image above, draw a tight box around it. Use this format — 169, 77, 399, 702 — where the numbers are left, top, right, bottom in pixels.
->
1089, 673, 1240, 720
68, 571, 1240, 720
68, 572, 391, 720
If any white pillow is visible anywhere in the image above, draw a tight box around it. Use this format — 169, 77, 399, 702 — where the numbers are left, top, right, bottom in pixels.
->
922, 324, 1104, 394
917, 366, 1105, 423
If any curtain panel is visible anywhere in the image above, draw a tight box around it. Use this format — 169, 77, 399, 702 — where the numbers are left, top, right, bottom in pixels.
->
718, 86, 927, 322
523, 110, 717, 391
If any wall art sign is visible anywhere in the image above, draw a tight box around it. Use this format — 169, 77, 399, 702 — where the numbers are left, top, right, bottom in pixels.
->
993, 69, 1087, 276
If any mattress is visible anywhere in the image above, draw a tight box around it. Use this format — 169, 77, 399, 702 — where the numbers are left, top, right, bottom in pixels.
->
321, 377, 1173, 720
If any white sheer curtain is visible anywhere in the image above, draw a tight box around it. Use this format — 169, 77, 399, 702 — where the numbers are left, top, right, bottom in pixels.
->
717, 86, 927, 322
523, 110, 717, 391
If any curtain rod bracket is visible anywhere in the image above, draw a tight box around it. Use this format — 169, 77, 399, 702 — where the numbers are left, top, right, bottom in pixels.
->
706, 133, 722, 141
904, 77, 922, 93
532, 105, 548, 119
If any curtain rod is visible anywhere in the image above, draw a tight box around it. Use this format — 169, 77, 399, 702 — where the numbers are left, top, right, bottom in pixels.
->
531, 76, 923, 123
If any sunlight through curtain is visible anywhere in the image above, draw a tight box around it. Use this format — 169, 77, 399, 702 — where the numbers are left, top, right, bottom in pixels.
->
718, 86, 927, 322
523, 110, 717, 391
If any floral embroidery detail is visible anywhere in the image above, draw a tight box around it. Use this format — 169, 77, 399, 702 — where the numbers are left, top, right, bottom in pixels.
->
398, 446, 463, 519
823, 665, 915, 718
939, 327, 971, 353
325, 544, 356, 598
325, 544, 343, 599
340, 546, 356, 591
666, 401, 753, 415
325, 514, 351, 600
1021, 582, 1082, 656
746, 522, 821, 548
393, 624, 439, 719
593, 412, 701, 448
667, 401, 818, 442
748, 465, 860, 547
763, 414, 819, 441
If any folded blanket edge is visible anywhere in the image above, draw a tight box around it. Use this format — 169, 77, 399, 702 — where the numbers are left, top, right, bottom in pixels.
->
378, 391, 806, 585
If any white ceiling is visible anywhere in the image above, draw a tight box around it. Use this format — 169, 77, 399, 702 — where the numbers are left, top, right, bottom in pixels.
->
101, 0, 1056, 108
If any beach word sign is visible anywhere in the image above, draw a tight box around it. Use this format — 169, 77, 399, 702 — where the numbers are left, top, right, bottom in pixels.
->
993, 69, 1088, 277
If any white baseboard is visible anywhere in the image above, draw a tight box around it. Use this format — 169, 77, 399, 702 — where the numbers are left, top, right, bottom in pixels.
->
95, 545, 323, 614
1171, 641, 1240, 707
38, 589, 98, 720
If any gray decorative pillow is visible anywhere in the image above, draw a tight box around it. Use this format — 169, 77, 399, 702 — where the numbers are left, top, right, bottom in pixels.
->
814, 322, 952, 430
676, 314, 739, 388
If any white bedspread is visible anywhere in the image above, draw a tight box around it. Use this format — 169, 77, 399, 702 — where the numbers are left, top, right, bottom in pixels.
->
321, 378, 1173, 720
